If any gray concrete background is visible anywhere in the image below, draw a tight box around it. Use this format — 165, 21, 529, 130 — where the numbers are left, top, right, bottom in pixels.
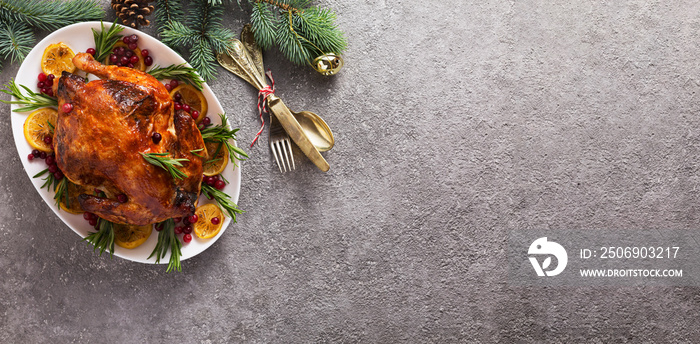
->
2, 0, 700, 342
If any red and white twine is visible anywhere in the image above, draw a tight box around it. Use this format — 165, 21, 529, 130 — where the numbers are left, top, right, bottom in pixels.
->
250, 70, 275, 147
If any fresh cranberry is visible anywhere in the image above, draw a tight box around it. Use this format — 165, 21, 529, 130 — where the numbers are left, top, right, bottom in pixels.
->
41, 87, 50, 95
174, 226, 183, 235
62, 103, 73, 113
215, 180, 226, 190
109, 54, 118, 63
27, 154, 34, 161
207, 177, 217, 186
211, 217, 220, 225
32, 149, 40, 158
125, 50, 133, 58
83, 212, 92, 220
39, 152, 47, 159
117, 46, 125, 55
123, 36, 131, 44
144, 56, 153, 66
88, 218, 97, 226
43, 135, 52, 145
117, 194, 128, 203
47, 74, 55, 81
155, 222, 164, 231
183, 225, 192, 234
174, 217, 182, 223
127, 63, 134, 68
174, 103, 182, 111
37, 81, 44, 88
201, 116, 210, 126
141, 49, 149, 57
183, 233, 192, 243
120, 56, 129, 65
164, 84, 172, 91
188, 214, 198, 224
182, 104, 191, 112
128, 42, 137, 50
173, 93, 182, 101
45, 155, 55, 165
169, 79, 179, 88
38, 73, 47, 82
46, 89, 53, 97
48, 164, 58, 173
152, 132, 162, 144
131, 34, 139, 42
86, 48, 96, 56
53, 170, 63, 180
129, 55, 138, 64
182, 217, 190, 225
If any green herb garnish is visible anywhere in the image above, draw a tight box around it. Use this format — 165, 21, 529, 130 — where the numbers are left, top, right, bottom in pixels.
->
33, 168, 60, 191
140, 152, 189, 180
148, 219, 182, 272
201, 183, 244, 222
83, 218, 115, 258
92, 20, 124, 63
1, 79, 57, 112
199, 113, 248, 166
190, 148, 205, 158
148, 63, 204, 90
54, 178, 70, 209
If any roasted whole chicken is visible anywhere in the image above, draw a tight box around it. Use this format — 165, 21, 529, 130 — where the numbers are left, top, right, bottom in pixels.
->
52, 53, 205, 225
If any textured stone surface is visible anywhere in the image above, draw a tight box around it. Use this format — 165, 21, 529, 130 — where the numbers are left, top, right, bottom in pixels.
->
3, 1, 700, 342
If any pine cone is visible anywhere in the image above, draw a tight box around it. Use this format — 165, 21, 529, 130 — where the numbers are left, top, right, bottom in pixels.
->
111, 0, 154, 28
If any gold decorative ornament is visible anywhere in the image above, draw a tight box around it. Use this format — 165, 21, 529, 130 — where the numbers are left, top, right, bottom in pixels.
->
111, 0, 154, 28
312, 53, 344, 76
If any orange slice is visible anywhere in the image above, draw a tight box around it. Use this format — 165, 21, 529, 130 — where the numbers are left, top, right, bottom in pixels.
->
105, 41, 145, 71
202, 140, 229, 176
41, 42, 76, 76
170, 84, 208, 123
113, 223, 152, 249
193, 203, 224, 239
58, 181, 89, 214
23, 108, 57, 152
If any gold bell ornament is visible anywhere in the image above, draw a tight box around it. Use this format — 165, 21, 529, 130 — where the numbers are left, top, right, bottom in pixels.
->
312, 53, 344, 76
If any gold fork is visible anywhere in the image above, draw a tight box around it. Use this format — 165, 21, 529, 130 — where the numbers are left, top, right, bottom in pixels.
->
269, 113, 295, 172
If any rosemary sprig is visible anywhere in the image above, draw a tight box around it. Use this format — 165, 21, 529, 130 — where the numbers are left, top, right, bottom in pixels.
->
148, 64, 204, 90
190, 148, 205, 158
83, 218, 115, 258
148, 219, 182, 272
33, 168, 60, 192
92, 20, 124, 63
53, 178, 69, 209
199, 113, 249, 166
0, 79, 57, 112
201, 183, 244, 222
140, 152, 189, 180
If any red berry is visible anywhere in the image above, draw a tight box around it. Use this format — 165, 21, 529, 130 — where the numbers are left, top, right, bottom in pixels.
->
152, 132, 162, 144
46, 89, 53, 97
45, 155, 55, 165
129, 55, 139, 64
41, 87, 50, 95
62, 103, 73, 113
43, 135, 52, 145
88, 218, 97, 226
169, 79, 179, 88
215, 180, 226, 190
28, 154, 34, 161
38, 73, 47, 82
53, 170, 63, 180
183, 225, 192, 234
128, 42, 137, 50
183, 233, 192, 243
211, 217, 220, 225
191, 111, 200, 120
155, 222, 164, 231
127, 63, 134, 68
144, 56, 153, 66
125, 50, 133, 58
141, 49, 149, 57
202, 116, 210, 126
110, 54, 118, 63
117, 194, 128, 203
130, 34, 139, 43
164, 84, 172, 91
174, 226, 183, 234
37, 81, 44, 88
173, 93, 182, 101
123, 36, 131, 44
182, 104, 191, 112
86, 48, 96, 56
174, 103, 182, 111
120, 56, 129, 65
116, 46, 125, 55
188, 214, 198, 224
48, 164, 58, 173
39, 152, 47, 159
174, 217, 182, 223
47, 74, 55, 81
83, 212, 92, 220
32, 149, 40, 158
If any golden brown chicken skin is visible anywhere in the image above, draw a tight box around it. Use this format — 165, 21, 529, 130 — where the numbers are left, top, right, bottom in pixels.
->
53, 53, 205, 225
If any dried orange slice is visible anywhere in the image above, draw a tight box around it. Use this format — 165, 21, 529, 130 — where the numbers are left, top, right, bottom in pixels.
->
23, 108, 57, 152
105, 41, 145, 71
113, 223, 152, 249
58, 181, 89, 214
170, 84, 208, 123
202, 140, 229, 176
193, 203, 224, 239
41, 42, 76, 76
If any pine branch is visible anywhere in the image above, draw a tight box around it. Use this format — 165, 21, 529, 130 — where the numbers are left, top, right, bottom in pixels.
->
189, 38, 217, 82
0, 0, 104, 31
250, 1, 277, 49
0, 22, 32, 64
154, 0, 184, 33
